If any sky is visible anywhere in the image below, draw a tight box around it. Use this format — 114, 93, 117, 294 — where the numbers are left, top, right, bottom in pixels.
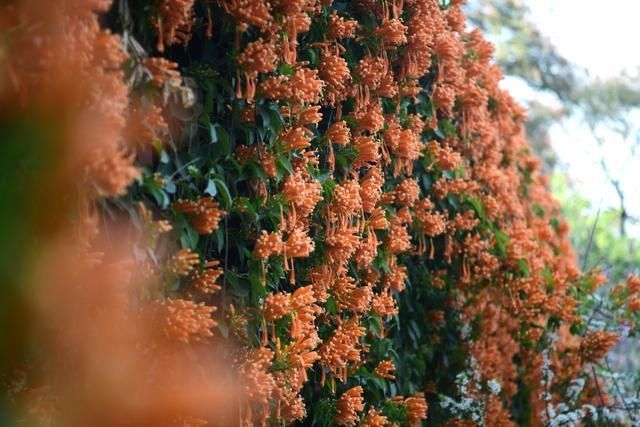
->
499, 0, 640, 236
526, 0, 640, 78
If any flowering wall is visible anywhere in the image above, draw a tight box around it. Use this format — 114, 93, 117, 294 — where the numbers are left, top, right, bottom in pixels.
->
1, 0, 626, 426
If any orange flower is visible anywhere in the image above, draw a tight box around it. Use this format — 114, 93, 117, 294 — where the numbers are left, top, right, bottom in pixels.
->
258, 147, 278, 178
154, 0, 195, 52
376, 73, 398, 98
375, 18, 407, 46
383, 122, 423, 176
385, 264, 407, 292
157, 298, 216, 343
290, 67, 325, 104
432, 83, 456, 116
263, 285, 320, 325
386, 217, 411, 254
371, 289, 398, 317
405, 393, 428, 426
88, 147, 141, 197
236, 38, 278, 76
393, 179, 420, 207
282, 169, 323, 218
327, 121, 351, 146
280, 393, 306, 423
297, 105, 323, 126
431, 178, 477, 199
127, 103, 169, 145
319, 317, 366, 380
350, 286, 374, 314
291, 286, 322, 337
427, 141, 462, 171
191, 260, 223, 293
239, 347, 275, 424
353, 135, 381, 169
260, 75, 290, 100
331, 179, 363, 218
169, 248, 200, 276
331, 275, 372, 313
218, 0, 272, 31
416, 210, 447, 237
434, 32, 463, 64
367, 207, 389, 230
319, 53, 351, 105
280, 126, 313, 151
374, 360, 396, 380
264, 292, 292, 321
353, 102, 384, 133
144, 57, 181, 87
285, 335, 321, 370
580, 331, 619, 363
359, 168, 384, 213
260, 68, 324, 103
449, 211, 479, 232
174, 198, 225, 234
308, 265, 335, 302
400, 1, 444, 78
328, 12, 358, 40
284, 227, 315, 259
627, 274, 640, 293
354, 232, 379, 268
254, 230, 284, 258
356, 55, 386, 89
362, 407, 388, 427
334, 386, 365, 426
327, 225, 361, 266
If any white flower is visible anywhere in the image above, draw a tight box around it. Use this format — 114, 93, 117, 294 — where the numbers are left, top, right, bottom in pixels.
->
487, 379, 501, 395
567, 378, 585, 402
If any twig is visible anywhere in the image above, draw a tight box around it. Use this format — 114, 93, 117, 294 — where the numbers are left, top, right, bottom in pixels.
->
605, 357, 636, 422
592, 365, 606, 408
581, 203, 601, 272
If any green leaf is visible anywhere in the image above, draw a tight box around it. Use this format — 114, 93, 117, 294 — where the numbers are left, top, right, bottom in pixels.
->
325, 297, 337, 316
214, 179, 232, 209
250, 271, 267, 305
181, 223, 199, 250
276, 155, 294, 175
438, 119, 458, 138
209, 123, 218, 143
516, 258, 530, 277
159, 149, 170, 164
217, 318, 229, 338
278, 63, 294, 76
466, 196, 486, 221
204, 179, 217, 197
214, 125, 231, 155
494, 229, 509, 256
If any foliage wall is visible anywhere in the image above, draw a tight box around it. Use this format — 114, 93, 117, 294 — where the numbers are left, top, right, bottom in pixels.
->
1, 0, 636, 426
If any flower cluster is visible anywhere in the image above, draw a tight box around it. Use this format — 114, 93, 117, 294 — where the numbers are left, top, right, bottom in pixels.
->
174, 198, 225, 234
8, 0, 626, 425
156, 298, 217, 343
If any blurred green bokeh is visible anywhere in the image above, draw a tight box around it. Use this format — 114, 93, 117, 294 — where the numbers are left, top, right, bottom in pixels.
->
0, 116, 59, 425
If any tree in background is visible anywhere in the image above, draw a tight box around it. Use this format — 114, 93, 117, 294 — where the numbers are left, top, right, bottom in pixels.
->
466, 0, 640, 236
